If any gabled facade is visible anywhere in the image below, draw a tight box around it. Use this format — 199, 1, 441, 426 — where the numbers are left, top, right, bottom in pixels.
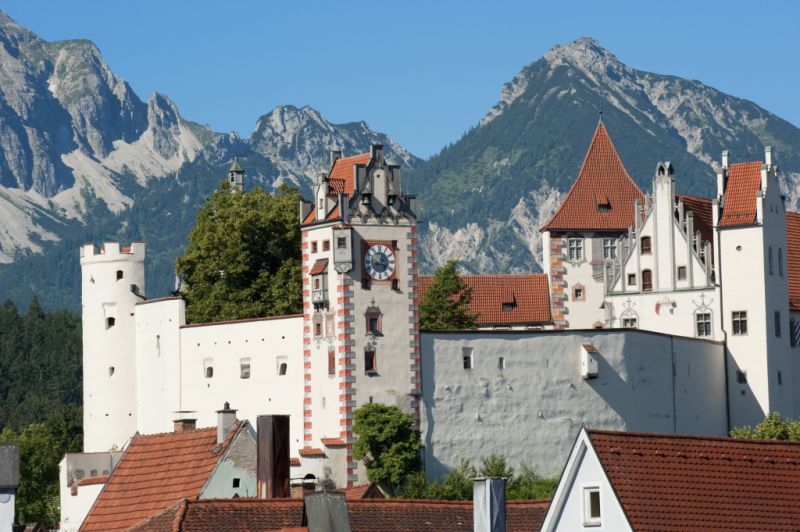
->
543, 428, 800, 531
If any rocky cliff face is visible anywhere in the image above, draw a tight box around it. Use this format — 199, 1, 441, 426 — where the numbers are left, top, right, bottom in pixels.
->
409, 37, 800, 274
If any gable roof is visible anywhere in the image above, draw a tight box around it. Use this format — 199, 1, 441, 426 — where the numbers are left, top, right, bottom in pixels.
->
81, 423, 241, 531
303, 153, 370, 226
719, 161, 763, 227
586, 429, 800, 531
676, 193, 714, 249
542, 123, 644, 232
786, 212, 800, 310
130, 497, 549, 532
418, 274, 551, 327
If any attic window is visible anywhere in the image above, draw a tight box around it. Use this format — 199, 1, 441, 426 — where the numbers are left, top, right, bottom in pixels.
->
583, 487, 601, 525
502, 302, 515, 312
596, 198, 611, 212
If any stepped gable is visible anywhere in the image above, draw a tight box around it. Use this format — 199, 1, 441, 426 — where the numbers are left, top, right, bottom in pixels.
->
719, 161, 762, 227
587, 429, 800, 531
418, 274, 551, 326
677, 194, 714, 249
302, 152, 371, 225
786, 212, 800, 310
542, 123, 644, 232
81, 422, 241, 531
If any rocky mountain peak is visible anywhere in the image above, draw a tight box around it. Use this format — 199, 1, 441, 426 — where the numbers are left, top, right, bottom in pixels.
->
544, 37, 634, 82
147, 92, 181, 159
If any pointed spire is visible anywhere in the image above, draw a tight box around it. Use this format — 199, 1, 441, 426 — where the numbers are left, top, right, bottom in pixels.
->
229, 157, 244, 173
227, 157, 244, 192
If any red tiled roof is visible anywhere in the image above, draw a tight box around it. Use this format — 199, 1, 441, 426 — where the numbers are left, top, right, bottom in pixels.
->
337, 484, 385, 500
298, 447, 325, 457
418, 274, 551, 327
542, 123, 644, 231
786, 212, 800, 310
309, 259, 328, 276
290, 457, 300, 467
77, 475, 108, 487
720, 161, 763, 227
320, 438, 346, 447
328, 153, 370, 196
588, 429, 800, 531
81, 423, 241, 531
129, 498, 304, 532
130, 498, 549, 532
677, 193, 714, 249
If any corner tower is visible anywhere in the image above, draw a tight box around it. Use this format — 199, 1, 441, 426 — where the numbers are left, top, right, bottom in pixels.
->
299, 145, 418, 485
80, 242, 145, 451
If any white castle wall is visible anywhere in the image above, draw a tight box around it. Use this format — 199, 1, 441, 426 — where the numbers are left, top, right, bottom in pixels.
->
420, 329, 727, 478
80, 242, 145, 452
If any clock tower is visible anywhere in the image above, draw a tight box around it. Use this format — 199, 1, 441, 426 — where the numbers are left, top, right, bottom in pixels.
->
299, 145, 419, 486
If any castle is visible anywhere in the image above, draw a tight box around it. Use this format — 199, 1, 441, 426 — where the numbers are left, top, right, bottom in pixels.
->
62, 122, 800, 527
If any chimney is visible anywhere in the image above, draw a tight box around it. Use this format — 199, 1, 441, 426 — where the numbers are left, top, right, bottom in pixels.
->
473, 477, 506, 532
721, 149, 729, 170
765, 145, 773, 167
216, 402, 237, 444
330, 149, 342, 166
257, 415, 290, 499
173, 418, 196, 432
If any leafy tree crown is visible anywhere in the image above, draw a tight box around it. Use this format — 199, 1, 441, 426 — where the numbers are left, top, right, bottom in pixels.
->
419, 260, 478, 330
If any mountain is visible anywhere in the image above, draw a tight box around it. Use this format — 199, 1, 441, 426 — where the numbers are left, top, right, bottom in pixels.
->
0, 12, 416, 310
407, 37, 800, 273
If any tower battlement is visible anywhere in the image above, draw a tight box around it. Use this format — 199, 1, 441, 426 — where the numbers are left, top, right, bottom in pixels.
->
80, 242, 145, 261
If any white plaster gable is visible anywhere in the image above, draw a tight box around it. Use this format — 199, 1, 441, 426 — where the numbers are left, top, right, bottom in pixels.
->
541, 428, 632, 532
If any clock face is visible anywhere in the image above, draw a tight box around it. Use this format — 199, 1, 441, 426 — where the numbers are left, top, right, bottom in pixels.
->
364, 244, 396, 280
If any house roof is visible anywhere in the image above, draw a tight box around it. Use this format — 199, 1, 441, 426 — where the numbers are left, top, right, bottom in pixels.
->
81, 423, 241, 531
719, 161, 763, 227
587, 429, 800, 531
786, 212, 800, 310
542, 123, 644, 232
129, 498, 549, 532
676, 193, 715, 254
302, 152, 371, 226
309, 259, 328, 276
418, 274, 551, 327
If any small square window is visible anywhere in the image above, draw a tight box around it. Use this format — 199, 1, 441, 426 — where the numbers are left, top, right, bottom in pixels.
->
602, 238, 617, 259
677, 266, 687, 280
278, 362, 287, 376
583, 487, 601, 525
337, 237, 347, 249
240, 358, 251, 379
106, 317, 116, 329
205, 366, 213, 379
116, 270, 124, 281
501, 302, 515, 311
573, 286, 585, 301
622, 317, 637, 328
311, 241, 318, 253
695, 312, 711, 337
323, 240, 330, 251
733, 311, 748, 335
365, 350, 376, 373
232, 478, 240, 488
463, 347, 473, 370
627, 273, 636, 286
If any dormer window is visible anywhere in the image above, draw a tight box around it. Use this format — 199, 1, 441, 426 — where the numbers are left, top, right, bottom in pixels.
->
502, 302, 515, 312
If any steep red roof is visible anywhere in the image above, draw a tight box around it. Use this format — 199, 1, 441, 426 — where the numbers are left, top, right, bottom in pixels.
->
130, 498, 549, 532
542, 123, 644, 231
309, 259, 328, 276
588, 429, 800, 531
418, 274, 551, 327
81, 423, 240, 531
720, 161, 763, 227
302, 153, 370, 226
677, 194, 714, 248
786, 212, 800, 310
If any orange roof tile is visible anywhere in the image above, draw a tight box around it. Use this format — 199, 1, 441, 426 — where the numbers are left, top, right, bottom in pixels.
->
309, 259, 328, 276
588, 429, 800, 531
786, 212, 800, 310
328, 153, 370, 196
542, 123, 644, 231
77, 475, 108, 487
676, 193, 714, 251
81, 423, 241, 531
290, 457, 300, 467
298, 447, 325, 458
720, 162, 763, 227
129, 497, 549, 532
320, 438, 346, 447
418, 274, 551, 327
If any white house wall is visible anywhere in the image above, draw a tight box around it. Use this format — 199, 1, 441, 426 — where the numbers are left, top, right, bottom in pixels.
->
420, 329, 726, 478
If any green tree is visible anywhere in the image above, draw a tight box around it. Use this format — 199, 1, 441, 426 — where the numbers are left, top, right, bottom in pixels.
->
419, 260, 478, 330
175, 184, 303, 323
731, 412, 800, 440
352, 403, 423, 490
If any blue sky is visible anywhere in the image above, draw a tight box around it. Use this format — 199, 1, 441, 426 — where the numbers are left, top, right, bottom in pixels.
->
4, 0, 799, 158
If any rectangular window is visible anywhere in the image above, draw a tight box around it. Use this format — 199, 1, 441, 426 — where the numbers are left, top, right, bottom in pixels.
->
791, 320, 800, 347
323, 240, 330, 251
337, 237, 347, 249
365, 350, 376, 373
204, 358, 214, 379
314, 322, 322, 337
583, 487, 601, 525
640, 236, 652, 255
568, 238, 583, 261
737, 370, 747, 384
775, 311, 782, 337
695, 312, 711, 337
602, 238, 617, 259
369, 317, 379, 332
641, 270, 653, 292
328, 349, 335, 376
311, 241, 318, 253
677, 266, 687, 280
240, 358, 251, 379
622, 317, 637, 328
627, 273, 636, 286
573, 287, 584, 301
325, 313, 335, 336
463, 347, 473, 370
498, 357, 505, 370
733, 311, 748, 335
106, 317, 116, 329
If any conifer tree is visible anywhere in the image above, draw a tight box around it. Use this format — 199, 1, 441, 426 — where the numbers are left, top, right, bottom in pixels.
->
419, 260, 478, 330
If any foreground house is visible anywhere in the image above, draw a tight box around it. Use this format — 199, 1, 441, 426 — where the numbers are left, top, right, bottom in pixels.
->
542, 428, 800, 531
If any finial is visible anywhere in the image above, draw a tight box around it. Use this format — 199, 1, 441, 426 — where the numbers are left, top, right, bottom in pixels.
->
598, 109, 604, 124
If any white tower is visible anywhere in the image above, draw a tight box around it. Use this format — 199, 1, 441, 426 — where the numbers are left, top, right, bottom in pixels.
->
80, 242, 145, 452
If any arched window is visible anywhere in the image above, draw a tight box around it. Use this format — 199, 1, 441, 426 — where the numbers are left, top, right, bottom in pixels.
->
779, 248, 784, 276
769, 246, 774, 275
642, 269, 653, 291
640, 237, 652, 255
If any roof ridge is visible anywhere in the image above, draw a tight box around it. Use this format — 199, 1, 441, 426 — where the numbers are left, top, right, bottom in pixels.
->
587, 428, 800, 446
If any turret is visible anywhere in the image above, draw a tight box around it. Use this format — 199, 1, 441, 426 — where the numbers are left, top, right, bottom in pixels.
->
80, 242, 145, 452
228, 158, 244, 192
